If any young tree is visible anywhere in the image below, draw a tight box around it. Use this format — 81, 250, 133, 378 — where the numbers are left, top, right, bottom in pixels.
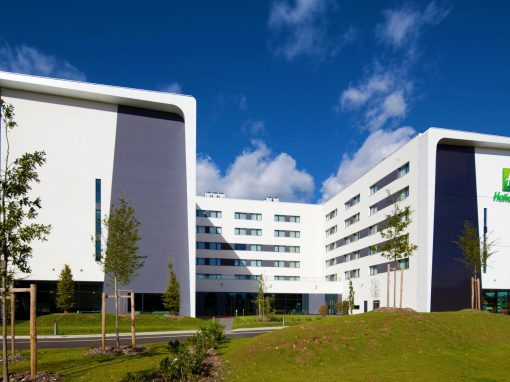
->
56, 264, 75, 313
254, 275, 272, 321
348, 280, 355, 315
0, 101, 51, 380
379, 194, 418, 308
162, 257, 180, 315
102, 194, 144, 347
453, 220, 497, 310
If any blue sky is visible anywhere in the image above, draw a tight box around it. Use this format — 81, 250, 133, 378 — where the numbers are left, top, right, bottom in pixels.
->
1, 1, 509, 203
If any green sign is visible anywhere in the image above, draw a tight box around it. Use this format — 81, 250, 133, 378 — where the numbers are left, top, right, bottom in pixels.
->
503, 168, 510, 191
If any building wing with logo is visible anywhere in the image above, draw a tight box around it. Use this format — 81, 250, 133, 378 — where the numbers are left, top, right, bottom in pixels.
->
1, 72, 508, 316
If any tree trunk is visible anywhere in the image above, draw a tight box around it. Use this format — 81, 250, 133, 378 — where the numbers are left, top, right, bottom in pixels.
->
400, 267, 404, 309
476, 277, 481, 310
2, 273, 8, 381
393, 260, 397, 308
114, 276, 119, 348
470, 276, 474, 309
386, 263, 390, 308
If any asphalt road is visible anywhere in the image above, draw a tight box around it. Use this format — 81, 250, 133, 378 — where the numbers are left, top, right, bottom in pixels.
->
2, 328, 277, 349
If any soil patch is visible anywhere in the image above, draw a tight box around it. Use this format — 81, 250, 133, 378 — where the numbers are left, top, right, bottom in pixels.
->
373, 307, 416, 313
1, 372, 60, 381
87, 345, 147, 356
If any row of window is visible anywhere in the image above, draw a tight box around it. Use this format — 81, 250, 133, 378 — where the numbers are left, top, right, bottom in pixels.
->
326, 240, 383, 267
235, 228, 262, 236
369, 187, 409, 216
325, 162, 410, 224
196, 242, 301, 253
274, 230, 300, 238
345, 213, 360, 228
344, 259, 410, 280
196, 274, 300, 281
197, 226, 301, 238
197, 210, 301, 223
196, 257, 300, 268
197, 226, 222, 234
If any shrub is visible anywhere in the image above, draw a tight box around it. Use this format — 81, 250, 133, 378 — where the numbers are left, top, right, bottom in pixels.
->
319, 303, 329, 316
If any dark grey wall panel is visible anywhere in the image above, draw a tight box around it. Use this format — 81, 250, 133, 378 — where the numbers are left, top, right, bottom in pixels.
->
431, 144, 478, 311
106, 105, 190, 314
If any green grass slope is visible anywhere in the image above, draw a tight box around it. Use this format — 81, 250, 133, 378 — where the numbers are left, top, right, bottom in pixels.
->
9, 313, 204, 335
223, 311, 510, 382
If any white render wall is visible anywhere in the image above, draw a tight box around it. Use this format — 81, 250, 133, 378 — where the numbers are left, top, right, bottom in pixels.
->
0, 71, 197, 316
196, 196, 342, 303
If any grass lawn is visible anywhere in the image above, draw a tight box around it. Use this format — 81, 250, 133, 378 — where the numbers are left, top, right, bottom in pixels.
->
8, 313, 204, 335
232, 314, 325, 329
223, 311, 510, 382
3, 342, 170, 381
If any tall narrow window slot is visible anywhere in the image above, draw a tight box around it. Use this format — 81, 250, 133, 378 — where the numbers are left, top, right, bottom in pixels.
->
95, 179, 102, 261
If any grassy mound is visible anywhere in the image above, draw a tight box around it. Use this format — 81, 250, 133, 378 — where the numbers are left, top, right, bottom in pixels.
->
9, 313, 204, 335
223, 311, 510, 381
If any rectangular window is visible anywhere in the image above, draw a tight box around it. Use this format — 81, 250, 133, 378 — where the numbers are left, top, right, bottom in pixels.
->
274, 275, 300, 281
235, 212, 262, 220
399, 186, 410, 201
369, 265, 378, 275
288, 261, 300, 268
369, 245, 379, 255
369, 184, 378, 195
274, 230, 300, 238
326, 209, 337, 221
196, 226, 222, 234
274, 214, 300, 223
398, 162, 410, 177
345, 194, 360, 210
234, 274, 260, 280
326, 225, 337, 237
373, 300, 380, 309
274, 260, 285, 267
326, 274, 337, 281
345, 269, 360, 280
326, 243, 336, 252
95, 179, 101, 261
196, 242, 206, 249
345, 213, 360, 228
398, 258, 410, 269
250, 244, 262, 251
249, 260, 262, 267
368, 225, 377, 235
369, 205, 378, 215
350, 251, 360, 261
235, 228, 262, 236
196, 210, 222, 218
196, 258, 205, 265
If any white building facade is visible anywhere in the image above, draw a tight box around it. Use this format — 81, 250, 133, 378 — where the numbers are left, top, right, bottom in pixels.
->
1, 72, 509, 316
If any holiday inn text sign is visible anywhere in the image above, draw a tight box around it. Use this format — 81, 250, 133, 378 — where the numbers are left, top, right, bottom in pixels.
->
493, 168, 510, 203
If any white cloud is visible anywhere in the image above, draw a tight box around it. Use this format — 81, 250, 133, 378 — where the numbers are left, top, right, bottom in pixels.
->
338, 66, 412, 131
0, 43, 85, 81
160, 82, 183, 94
242, 119, 266, 136
320, 127, 415, 202
197, 141, 314, 202
376, 2, 450, 51
268, 0, 352, 61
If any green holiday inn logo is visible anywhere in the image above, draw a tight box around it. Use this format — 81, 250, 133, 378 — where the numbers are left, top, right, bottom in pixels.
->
493, 168, 510, 202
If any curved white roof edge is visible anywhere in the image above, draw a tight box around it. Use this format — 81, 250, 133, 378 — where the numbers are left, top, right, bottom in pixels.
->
0, 71, 196, 119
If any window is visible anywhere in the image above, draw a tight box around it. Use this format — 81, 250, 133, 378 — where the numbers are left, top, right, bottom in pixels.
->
345, 194, 360, 210
95, 179, 101, 261
289, 246, 300, 253
326, 225, 337, 237
345, 232, 360, 244
326, 274, 338, 281
196, 274, 222, 280
369, 265, 378, 275
373, 300, 380, 309
235, 228, 262, 236
288, 261, 300, 268
344, 269, 360, 280
326, 209, 337, 221
235, 274, 260, 280
196, 242, 206, 249
398, 258, 410, 269
369, 245, 379, 255
368, 225, 378, 235
274, 261, 285, 267
274, 214, 300, 223
326, 258, 335, 267
275, 230, 300, 238
369, 184, 378, 195
196, 258, 205, 265
249, 260, 262, 267
196, 210, 222, 218
350, 251, 360, 261
274, 276, 300, 281
209, 258, 221, 266
250, 244, 262, 251
369, 205, 378, 215
274, 245, 285, 252
235, 212, 262, 220
326, 243, 336, 252
399, 187, 410, 201
196, 226, 222, 234
345, 213, 360, 227
398, 162, 410, 177
207, 242, 222, 250
234, 259, 247, 266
